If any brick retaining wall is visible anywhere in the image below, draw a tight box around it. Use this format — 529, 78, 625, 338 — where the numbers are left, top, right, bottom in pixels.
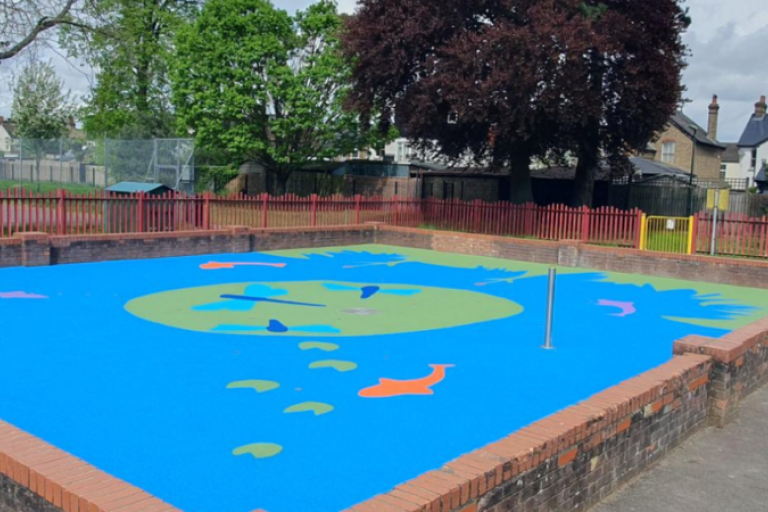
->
0, 226, 376, 267
376, 226, 768, 289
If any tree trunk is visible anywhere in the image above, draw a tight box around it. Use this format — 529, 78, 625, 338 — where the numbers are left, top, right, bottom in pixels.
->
508, 150, 534, 204
267, 169, 291, 196
572, 136, 599, 207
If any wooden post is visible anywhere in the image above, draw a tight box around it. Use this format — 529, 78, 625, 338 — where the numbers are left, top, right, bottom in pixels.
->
310, 193, 318, 227
581, 205, 591, 242
261, 193, 269, 228
203, 192, 211, 230
57, 189, 67, 235
137, 192, 146, 233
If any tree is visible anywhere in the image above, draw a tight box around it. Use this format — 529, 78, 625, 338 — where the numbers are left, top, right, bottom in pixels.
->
0, 0, 85, 63
62, 0, 198, 137
564, 1, 689, 206
344, 0, 594, 203
11, 60, 75, 187
172, 0, 375, 195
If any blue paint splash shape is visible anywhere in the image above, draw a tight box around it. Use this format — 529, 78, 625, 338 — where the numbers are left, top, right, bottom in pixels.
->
360, 286, 380, 299
192, 284, 288, 312
322, 283, 421, 300
219, 295, 325, 308
267, 319, 289, 333
211, 321, 341, 334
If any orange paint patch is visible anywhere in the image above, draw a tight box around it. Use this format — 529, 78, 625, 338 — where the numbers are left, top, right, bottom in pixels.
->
359, 364, 454, 398
200, 262, 287, 270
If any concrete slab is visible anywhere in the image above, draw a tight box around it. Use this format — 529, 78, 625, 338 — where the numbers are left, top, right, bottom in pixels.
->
593, 385, 768, 512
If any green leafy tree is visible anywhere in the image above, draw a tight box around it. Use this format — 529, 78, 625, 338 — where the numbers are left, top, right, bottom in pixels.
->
11, 60, 75, 188
62, 0, 198, 137
172, 0, 378, 195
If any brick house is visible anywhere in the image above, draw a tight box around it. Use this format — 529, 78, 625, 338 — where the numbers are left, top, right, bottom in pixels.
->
648, 96, 725, 181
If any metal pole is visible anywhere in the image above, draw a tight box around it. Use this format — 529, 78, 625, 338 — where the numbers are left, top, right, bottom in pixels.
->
709, 189, 719, 256
688, 126, 698, 216
543, 267, 556, 349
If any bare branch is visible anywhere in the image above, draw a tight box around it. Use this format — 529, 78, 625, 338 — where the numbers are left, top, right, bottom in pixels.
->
0, 0, 82, 63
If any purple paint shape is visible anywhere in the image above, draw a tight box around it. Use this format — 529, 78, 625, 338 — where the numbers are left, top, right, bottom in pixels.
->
597, 299, 636, 317
0, 291, 48, 299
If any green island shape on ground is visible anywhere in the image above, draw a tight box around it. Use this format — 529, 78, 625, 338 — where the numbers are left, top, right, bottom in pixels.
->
226, 380, 279, 393
126, 280, 521, 337
232, 443, 283, 459
309, 360, 357, 372
299, 341, 339, 352
284, 401, 334, 415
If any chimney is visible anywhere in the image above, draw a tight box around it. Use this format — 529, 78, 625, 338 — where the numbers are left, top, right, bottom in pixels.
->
707, 95, 719, 140
67, 116, 76, 129
756, 95, 767, 117
0, 116, 4, 124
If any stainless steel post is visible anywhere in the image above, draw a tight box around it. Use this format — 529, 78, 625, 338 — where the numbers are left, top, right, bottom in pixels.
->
543, 267, 556, 349
710, 189, 720, 256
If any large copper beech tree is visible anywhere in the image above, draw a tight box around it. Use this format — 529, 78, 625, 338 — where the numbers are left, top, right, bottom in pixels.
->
343, 0, 689, 205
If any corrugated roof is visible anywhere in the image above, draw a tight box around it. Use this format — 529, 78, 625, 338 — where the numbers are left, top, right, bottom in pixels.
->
669, 111, 725, 149
629, 156, 691, 177
737, 114, 768, 148
106, 182, 171, 194
721, 143, 741, 163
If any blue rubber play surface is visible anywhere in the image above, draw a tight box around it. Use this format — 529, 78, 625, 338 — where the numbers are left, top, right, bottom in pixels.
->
0, 245, 764, 512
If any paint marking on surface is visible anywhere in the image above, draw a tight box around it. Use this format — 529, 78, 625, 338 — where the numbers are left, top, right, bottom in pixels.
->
359, 364, 454, 398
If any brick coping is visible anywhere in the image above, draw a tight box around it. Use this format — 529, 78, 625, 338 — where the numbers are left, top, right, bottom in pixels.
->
379, 225, 768, 269
0, 419, 181, 512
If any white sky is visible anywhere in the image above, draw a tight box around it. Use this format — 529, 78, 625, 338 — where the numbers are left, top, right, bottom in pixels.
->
1, 0, 767, 142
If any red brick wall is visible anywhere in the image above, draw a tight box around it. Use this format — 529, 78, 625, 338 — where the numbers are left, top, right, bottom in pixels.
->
376, 226, 561, 265
0, 226, 376, 267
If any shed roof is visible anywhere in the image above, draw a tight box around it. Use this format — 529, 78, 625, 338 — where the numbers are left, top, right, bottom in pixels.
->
106, 182, 172, 194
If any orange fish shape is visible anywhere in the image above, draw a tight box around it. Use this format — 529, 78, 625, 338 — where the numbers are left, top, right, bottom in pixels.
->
200, 262, 287, 270
359, 364, 455, 398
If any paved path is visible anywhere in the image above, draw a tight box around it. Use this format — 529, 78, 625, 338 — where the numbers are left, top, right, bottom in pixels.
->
593, 384, 768, 512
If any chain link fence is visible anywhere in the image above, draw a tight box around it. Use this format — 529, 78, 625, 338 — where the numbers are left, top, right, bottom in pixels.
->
0, 138, 194, 193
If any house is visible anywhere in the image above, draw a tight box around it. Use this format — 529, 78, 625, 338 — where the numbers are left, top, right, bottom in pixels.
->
719, 143, 748, 188
0, 116, 15, 154
646, 95, 725, 181
737, 95, 768, 187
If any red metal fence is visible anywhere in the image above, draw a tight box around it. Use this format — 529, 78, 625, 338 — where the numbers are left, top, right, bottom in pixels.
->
2, 189, 768, 259
695, 211, 768, 258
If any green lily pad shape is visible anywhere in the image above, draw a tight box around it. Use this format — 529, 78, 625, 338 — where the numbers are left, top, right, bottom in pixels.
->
299, 341, 339, 352
226, 380, 279, 393
284, 401, 334, 416
309, 360, 357, 372
232, 443, 283, 459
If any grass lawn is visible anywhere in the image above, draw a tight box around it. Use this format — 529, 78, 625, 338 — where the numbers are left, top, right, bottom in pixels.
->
0, 179, 101, 195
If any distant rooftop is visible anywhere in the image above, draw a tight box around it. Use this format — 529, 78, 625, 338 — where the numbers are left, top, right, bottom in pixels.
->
670, 111, 724, 149
721, 143, 740, 163
738, 113, 768, 148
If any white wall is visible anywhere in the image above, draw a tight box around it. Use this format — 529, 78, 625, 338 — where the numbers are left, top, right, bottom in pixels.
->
0, 126, 11, 153
739, 142, 768, 182
722, 162, 743, 180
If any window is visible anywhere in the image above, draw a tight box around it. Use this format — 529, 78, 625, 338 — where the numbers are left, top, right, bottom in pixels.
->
661, 142, 676, 163
720, 166, 727, 180
751, 149, 758, 170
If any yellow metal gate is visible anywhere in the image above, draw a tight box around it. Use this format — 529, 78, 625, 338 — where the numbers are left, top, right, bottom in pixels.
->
640, 215, 694, 254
